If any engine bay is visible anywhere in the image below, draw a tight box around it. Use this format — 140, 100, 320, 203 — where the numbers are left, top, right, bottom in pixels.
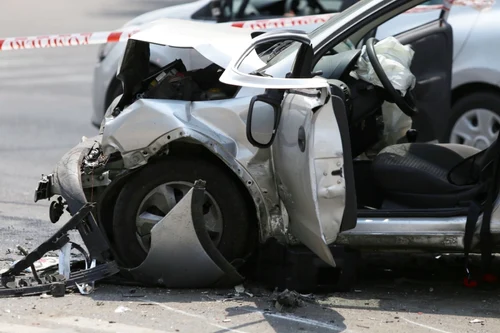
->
140, 59, 240, 102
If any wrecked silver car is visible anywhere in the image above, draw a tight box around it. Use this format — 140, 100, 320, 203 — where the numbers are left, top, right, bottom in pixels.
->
28, 0, 500, 293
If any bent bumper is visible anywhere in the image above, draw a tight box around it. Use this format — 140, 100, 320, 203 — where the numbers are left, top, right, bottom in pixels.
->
35, 136, 102, 215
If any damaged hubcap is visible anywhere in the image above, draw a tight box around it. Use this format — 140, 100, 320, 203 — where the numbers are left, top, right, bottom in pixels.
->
136, 181, 223, 252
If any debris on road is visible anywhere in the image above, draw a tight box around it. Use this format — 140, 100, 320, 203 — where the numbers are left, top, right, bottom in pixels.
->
114, 306, 132, 313
275, 290, 301, 312
273, 289, 318, 312
123, 289, 146, 297
0, 204, 119, 298
469, 319, 485, 324
234, 284, 245, 294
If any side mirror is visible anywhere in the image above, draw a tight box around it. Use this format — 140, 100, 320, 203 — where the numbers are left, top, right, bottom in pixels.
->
247, 94, 282, 148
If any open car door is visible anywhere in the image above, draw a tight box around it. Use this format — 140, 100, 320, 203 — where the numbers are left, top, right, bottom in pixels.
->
220, 31, 357, 266
376, 5, 453, 142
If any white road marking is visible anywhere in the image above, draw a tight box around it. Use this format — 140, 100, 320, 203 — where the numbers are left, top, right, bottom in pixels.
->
0, 67, 91, 80
0, 322, 55, 333
239, 308, 357, 332
43, 316, 174, 333
145, 301, 250, 333
0, 58, 92, 68
0, 74, 92, 86
401, 316, 456, 333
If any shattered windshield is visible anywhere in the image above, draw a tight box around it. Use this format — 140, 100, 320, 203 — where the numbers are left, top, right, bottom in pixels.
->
250, 0, 394, 76
257, 40, 295, 63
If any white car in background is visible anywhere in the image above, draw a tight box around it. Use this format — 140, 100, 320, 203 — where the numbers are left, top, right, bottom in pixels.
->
91, 0, 500, 149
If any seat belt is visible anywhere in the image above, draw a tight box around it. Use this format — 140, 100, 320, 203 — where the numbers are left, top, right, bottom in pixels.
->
463, 199, 482, 287
463, 152, 500, 287
479, 158, 499, 283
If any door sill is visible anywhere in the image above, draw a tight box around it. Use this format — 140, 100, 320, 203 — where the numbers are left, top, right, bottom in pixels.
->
357, 207, 469, 218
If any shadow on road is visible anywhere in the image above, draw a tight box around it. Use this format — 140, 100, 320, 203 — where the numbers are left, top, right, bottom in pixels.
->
82, 253, 499, 332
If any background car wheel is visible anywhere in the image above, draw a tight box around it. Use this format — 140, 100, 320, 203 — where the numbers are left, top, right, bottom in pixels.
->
448, 92, 500, 149
112, 155, 256, 268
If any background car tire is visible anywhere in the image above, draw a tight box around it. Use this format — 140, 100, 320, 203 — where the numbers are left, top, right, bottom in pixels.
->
112, 155, 256, 268
447, 91, 500, 149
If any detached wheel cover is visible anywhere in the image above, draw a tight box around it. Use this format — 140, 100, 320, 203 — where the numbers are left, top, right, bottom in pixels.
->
111, 156, 255, 271
135, 181, 224, 252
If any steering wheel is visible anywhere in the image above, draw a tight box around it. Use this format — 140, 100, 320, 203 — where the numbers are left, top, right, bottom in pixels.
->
365, 37, 418, 117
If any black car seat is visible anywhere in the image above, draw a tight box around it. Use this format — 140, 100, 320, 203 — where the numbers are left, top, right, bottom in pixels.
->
371, 140, 499, 209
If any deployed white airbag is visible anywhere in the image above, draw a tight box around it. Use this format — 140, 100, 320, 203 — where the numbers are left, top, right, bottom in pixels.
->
351, 37, 416, 145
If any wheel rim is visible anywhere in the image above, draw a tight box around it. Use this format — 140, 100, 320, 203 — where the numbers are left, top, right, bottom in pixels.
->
135, 181, 223, 252
450, 108, 500, 149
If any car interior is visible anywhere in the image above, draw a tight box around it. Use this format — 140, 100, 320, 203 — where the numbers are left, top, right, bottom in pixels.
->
302, 16, 498, 218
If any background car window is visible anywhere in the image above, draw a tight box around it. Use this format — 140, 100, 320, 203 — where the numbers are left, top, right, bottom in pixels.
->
422, 0, 443, 4
191, 2, 216, 20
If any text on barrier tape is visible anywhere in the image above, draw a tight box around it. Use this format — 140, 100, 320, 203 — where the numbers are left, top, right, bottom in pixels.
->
0, 30, 139, 51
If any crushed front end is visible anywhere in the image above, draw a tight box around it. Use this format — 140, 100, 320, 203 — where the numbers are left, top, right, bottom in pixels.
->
30, 32, 278, 289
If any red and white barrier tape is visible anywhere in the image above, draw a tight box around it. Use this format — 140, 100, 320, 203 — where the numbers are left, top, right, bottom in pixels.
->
0, 1, 493, 52
0, 29, 139, 51
445, 0, 495, 10
228, 5, 448, 29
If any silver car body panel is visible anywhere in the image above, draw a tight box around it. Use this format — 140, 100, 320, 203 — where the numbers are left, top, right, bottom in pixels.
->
101, 97, 286, 242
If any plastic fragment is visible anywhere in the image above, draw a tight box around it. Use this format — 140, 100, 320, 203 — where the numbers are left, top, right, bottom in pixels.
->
114, 306, 131, 313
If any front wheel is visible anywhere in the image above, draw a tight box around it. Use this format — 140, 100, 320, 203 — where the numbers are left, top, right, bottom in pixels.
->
112, 155, 256, 268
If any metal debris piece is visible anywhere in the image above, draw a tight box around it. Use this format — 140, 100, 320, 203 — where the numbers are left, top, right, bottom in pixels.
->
50, 282, 66, 297
59, 243, 72, 279
275, 289, 301, 311
470, 319, 485, 324
0, 203, 119, 298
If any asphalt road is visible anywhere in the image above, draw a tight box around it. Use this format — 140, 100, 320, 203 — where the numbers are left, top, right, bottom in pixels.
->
0, 1, 499, 332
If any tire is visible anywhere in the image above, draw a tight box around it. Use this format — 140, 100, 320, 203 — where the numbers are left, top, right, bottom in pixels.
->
447, 91, 500, 149
112, 155, 256, 268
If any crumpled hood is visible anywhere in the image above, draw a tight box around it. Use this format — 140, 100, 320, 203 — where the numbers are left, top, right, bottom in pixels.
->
131, 18, 266, 70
